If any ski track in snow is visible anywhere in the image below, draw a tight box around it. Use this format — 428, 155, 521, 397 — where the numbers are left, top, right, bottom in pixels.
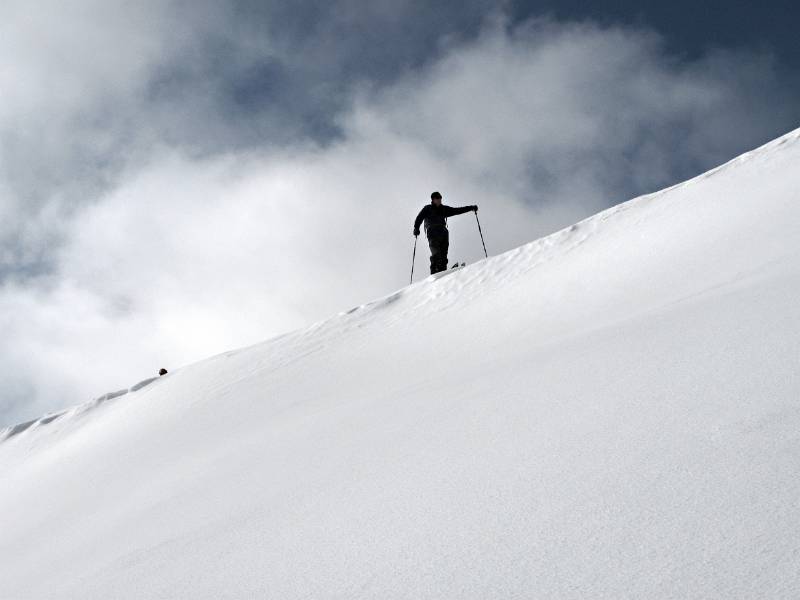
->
2, 127, 800, 598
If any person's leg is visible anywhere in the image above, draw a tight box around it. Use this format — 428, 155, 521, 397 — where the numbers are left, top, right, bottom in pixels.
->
439, 230, 449, 272
428, 231, 449, 274
428, 237, 441, 273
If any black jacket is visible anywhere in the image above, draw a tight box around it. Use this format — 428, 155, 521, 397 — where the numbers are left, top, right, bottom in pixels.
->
414, 203, 474, 236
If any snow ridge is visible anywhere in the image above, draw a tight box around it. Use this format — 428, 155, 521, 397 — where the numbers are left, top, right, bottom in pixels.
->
5, 126, 799, 444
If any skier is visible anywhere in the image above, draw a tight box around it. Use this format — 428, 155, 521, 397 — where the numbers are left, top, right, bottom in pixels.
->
413, 191, 477, 274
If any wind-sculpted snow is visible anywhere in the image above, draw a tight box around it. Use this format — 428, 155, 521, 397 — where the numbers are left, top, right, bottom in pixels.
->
0, 380, 156, 442
2, 128, 800, 598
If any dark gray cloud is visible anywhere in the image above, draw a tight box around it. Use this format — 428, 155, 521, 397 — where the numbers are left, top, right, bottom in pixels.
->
510, 0, 800, 67
1, 2, 799, 425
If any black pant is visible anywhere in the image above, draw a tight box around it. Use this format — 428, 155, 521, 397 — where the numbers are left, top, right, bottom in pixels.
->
427, 229, 449, 274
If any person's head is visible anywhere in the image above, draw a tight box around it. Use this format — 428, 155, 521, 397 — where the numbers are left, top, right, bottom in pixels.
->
431, 191, 442, 206
159, 368, 168, 376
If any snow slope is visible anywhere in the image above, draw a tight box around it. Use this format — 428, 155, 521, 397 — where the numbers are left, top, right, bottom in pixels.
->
2, 128, 800, 599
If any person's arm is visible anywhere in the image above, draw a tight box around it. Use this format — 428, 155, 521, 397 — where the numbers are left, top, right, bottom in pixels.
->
413, 206, 428, 236
442, 204, 478, 217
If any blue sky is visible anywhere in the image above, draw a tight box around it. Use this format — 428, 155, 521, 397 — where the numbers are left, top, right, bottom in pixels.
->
513, 0, 800, 63
1, 0, 799, 425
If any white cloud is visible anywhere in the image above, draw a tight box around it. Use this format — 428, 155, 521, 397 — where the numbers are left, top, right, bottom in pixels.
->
1, 11, 797, 424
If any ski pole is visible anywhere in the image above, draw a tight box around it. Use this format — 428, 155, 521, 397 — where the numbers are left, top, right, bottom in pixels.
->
410, 236, 418, 284
475, 212, 488, 258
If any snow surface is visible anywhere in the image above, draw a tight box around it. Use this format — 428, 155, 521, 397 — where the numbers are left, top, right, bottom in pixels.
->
2, 129, 800, 598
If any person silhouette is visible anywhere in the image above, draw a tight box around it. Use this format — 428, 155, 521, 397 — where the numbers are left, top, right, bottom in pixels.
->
413, 191, 477, 274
